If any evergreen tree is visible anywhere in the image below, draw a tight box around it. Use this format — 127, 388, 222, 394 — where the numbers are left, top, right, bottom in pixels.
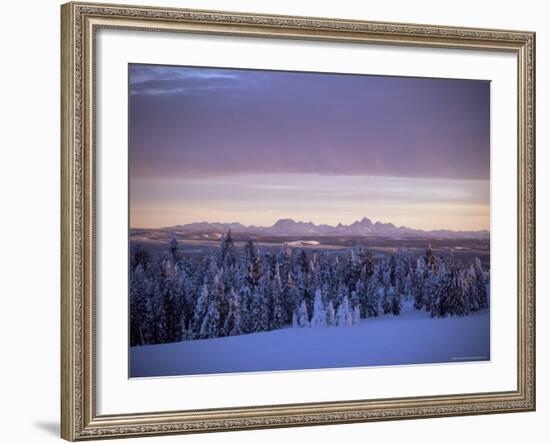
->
395, 249, 410, 298
223, 288, 242, 336
326, 300, 336, 326
350, 288, 360, 312
148, 280, 168, 344
390, 287, 401, 315
386, 255, 397, 287
129, 235, 490, 344
168, 236, 180, 263
129, 264, 149, 346
243, 239, 261, 287
431, 259, 472, 318
311, 289, 327, 327
296, 250, 309, 275
191, 284, 209, 338
336, 282, 349, 307
130, 243, 150, 272
159, 258, 185, 342
297, 301, 309, 328
413, 258, 427, 310
352, 305, 361, 325
336, 296, 353, 326
199, 298, 220, 339
365, 265, 382, 317
425, 243, 437, 272
364, 251, 375, 281
292, 312, 299, 328
470, 258, 489, 311
271, 266, 286, 330
250, 285, 270, 332
342, 249, 360, 290
316, 251, 335, 295
219, 230, 237, 270
381, 286, 392, 315
283, 272, 300, 324
355, 278, 368, 318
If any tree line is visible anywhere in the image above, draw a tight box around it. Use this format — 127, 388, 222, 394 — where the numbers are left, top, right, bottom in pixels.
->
130, 232, 489, 346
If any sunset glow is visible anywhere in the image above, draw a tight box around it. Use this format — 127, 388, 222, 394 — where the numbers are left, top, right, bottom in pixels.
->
129, 64, 490, 231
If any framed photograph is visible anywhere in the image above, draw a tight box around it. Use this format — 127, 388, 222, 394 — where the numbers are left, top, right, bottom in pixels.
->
61, 2, 536, 440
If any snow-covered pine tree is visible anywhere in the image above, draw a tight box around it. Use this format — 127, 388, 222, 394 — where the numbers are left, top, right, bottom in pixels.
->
403, 273, 413, 302
310, 288, 327, 327
390, 286, 401, 315
412, 257, 427, 310
296, 249, 309, 275
355, 278, 368, 318
243, 239, 261, 288
352, 305, 361, 325
223, 288, 242, 336
336, 296, 353, 326
238, 285, 253, 334
219, 230, 237, 270
203, 256, 220, 287
424, 253, 443, 313
199, 298, 220, 339
295, 266, 313, 319
316, 251, 335, 297
179, 258, 198, 333
191, 284, 209, 338
381, 286, 392, 315
168, 236, 180, 263
181, 326, 194, 341
297, 301, 309, 328
335, 282, 348, 307
457, 263, 474, 316
430, 259, 451, 317
326, 300, 336, 326
395, 249, 409, 297
381, 285, 401, 315
386, 255, 397, 287
470, 257, 489, 310
424, 243, 437, 272
365, 265, 382, 317
250, 284, 270, 333
129, 264, 150, 346
130, 242, 150, 272
350, 289, 360, 312
342, 249, 360, 291
283, 272, 300, 325
159, 258, 185, 342
271, 264, 286, 330
148, 280, 168, 344
363, 251, 375, 281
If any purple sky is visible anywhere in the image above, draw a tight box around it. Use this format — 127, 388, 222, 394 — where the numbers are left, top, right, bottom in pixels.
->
129, 64, 490, 230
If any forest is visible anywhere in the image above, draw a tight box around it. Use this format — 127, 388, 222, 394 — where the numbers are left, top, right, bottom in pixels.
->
130, 231, 489, 347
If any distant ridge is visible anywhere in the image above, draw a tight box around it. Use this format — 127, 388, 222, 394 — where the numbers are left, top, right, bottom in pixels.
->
146, 216, 489, 239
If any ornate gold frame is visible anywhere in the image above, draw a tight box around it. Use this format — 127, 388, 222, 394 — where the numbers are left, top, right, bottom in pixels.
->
61, 2, 536, 440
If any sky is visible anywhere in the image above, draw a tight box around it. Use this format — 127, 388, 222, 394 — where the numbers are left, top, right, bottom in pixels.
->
129, 64, 490, 231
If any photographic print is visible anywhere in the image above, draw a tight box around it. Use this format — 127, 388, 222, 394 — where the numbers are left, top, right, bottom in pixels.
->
128, 64, 490, 378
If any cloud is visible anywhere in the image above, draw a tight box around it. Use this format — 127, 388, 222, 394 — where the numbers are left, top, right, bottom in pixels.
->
129, 174, 490, 230
129, 64, 248, 96
129, 65, 490, 181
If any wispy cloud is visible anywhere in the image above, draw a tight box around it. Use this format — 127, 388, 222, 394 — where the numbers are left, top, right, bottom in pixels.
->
129, 65, 490, 180
129, 64, 255, 96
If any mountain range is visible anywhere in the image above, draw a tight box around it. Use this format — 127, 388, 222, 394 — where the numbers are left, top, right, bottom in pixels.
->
154, 217, 489, 239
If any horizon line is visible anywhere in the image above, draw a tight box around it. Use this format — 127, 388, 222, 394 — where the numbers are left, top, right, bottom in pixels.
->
129, 216, 490, 233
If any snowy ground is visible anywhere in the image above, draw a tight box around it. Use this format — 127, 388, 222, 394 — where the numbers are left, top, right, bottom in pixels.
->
130, 301, 490, 377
